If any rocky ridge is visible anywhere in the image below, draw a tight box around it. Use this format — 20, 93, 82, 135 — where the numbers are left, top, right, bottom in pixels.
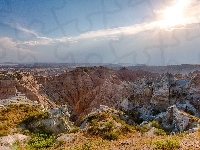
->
1, 66, 200, 132
1, 66, 200, 150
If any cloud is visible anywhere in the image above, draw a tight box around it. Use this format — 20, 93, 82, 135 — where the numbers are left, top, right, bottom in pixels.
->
5, 21, 39, 37
0, 37, 36, 53
20, 23, 155, 47
1, 0, 200, 64
4, 21, 53, 43
155, 0, 200, 27
0, 37, 39, 62
8, 0, 200, 48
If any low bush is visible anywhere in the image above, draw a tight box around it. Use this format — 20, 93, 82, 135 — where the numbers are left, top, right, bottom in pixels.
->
81, 141, 92, 150
113, 116, 135, 133
88, 120, 115, 136
27, 133, 55, 149
0, 104, 41, 136
136, 125, 151, 133
101, 121, 114, 132
22, 111, 49, 124
69, 126, 79, 133
153, 129, 166, 136
153, 137, 180, 150
103, 131, 119, 140
86, 110, 136, 141
150, 121, 161, 129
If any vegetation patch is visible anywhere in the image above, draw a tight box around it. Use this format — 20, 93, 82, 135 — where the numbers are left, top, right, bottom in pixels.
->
27, 133, 56, 149
69, 126, 79, 133
135, 124, 151, 133
0, 104, 41, 136
85, 111, 135, 140
102, 131, 120, 140
150, 121, 161, 129
153, 129, 167, 136
153, 137, 180, 150
21, 111, 49, 124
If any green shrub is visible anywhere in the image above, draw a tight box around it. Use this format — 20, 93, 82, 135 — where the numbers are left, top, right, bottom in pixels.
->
113, 116, 135, 133
87, 112, 108, 122
100, 121, 114, 132
136, 125, 150, 133
153, 138, 180, 150
88, 119, 99, 135
87, 111, 134, 140
27, 133, 55, 149
12, 141, 20, 150
87, 117, 120, 140
0, 104, 41, 136
22, 129, 31, 135
121, 124, 134, 133
81, 142, 92, 150
153, 129, 166, 136
69, 126, 79, 133
150, 121, 161, 129
22, 111, 49, 124
102, 131, 119, 140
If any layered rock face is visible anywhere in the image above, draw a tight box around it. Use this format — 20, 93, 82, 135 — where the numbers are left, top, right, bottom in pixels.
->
39, 67, 154, 122
120, 72, 200, 123
1, 66, 200, 127
0, 80, 17, 99
0, 73, 56, 107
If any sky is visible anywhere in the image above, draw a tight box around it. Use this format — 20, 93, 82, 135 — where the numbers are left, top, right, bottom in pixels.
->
0, 0, 200, 65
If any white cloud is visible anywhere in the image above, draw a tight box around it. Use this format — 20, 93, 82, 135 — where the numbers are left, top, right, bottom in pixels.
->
0, 37, 39, 62
20, 23, 155, 47
1, 0, 200, 64
0, 37, 36, 53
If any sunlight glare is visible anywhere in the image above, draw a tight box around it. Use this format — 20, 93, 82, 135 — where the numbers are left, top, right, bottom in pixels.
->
161, 0, 192, 27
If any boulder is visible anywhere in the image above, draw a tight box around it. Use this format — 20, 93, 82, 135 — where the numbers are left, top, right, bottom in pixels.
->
155, 105, 198, 132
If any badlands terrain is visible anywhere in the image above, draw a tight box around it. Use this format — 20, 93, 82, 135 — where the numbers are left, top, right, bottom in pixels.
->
0, 64, 200, 149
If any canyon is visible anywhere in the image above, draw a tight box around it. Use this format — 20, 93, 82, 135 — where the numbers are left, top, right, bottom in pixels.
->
1, 66, 200, 126
1, 65, 200, 149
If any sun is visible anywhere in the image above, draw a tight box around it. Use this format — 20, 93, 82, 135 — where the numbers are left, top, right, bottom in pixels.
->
163, 6, 183, 27
160, 0, 191, 27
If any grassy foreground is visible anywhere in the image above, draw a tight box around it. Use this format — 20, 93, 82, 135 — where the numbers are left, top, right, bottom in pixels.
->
0, 104, 200, 150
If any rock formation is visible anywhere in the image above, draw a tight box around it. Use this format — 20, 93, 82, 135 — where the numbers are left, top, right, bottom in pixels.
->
20, 105, 73, 135
155, 105, 198, 132
38, 67, 154, 123
1, 66, 200, 132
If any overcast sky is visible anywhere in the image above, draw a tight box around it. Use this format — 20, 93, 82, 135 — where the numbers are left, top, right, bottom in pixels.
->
0, 0, 200, 65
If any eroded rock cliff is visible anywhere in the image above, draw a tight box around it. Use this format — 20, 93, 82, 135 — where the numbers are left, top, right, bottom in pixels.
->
1, 66, 200, 128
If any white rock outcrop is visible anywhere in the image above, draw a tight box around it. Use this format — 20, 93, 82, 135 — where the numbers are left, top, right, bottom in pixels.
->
155, 105, 191, 132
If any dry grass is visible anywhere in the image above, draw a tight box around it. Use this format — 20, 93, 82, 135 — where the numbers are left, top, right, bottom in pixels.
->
0, 104, 41, 136
6, 126, 200, 150
47, 130, 200, 150
1, 104, 200, 150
